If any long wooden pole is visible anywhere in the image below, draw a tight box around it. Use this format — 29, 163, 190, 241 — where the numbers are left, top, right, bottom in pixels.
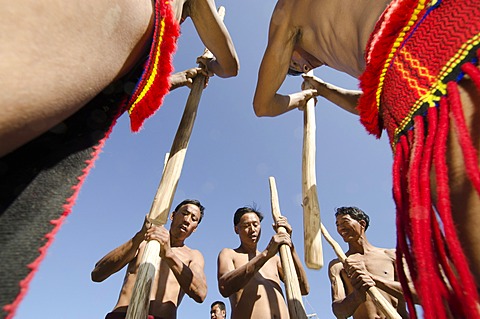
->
301, 70, 323, 270
269, 177, 308, 319
320, 223, 402, 319
125, 8, 225, 319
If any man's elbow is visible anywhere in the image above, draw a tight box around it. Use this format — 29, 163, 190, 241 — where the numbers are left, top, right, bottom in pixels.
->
218, 280, 232, 298
226, 60, 239, 77
219, 62, 239, 78
332, 302, 350, 319
91, 270, 106, 282
253, 99, 270, 117
191, 288, 207, 303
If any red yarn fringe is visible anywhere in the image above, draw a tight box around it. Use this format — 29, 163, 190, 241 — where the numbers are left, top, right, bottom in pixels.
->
393, 76, 480, 318
358, 0, 423, 138
127, 0, 180, 132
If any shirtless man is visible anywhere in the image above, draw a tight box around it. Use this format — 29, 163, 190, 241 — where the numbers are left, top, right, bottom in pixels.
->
0, 0, 239, 157
253, 1, 480, 317
217, 206, 309, 319
91, 199, 207, 319
252, 0, 388, 117
328, 207, 416, 319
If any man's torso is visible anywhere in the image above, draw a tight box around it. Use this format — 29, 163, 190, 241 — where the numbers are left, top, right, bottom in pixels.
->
228, 249, 289, 319
113, 243, 195, 319
276, 0, 391, 77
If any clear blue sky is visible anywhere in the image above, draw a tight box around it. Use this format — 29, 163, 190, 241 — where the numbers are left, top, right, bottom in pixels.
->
15, 1, 397, 318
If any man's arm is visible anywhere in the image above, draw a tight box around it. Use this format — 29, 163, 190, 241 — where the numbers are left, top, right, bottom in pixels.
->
301, 74, 361, 115
91, 218, 149, 282
169, 67, 204, 91
217, 234, 289, 297
329, 259, 366, 319
164, 249, 207, 303
253, 0, 316, 117
290, 245, 310, 295
188, 0, 239, 78
147, 225, 207, 303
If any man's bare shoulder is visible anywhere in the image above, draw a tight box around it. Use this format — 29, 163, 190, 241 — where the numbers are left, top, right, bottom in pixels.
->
218, 247, 236, 258
382, 248, 396, 261
328, 258, 343, 274
271, 0, 296, 21
174, 245, 204, 264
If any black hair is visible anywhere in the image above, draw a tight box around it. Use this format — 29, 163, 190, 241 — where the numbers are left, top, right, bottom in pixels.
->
174, 199, 205, 223
211, 300, 226, 311
233, 205, 264, 226
335, 206, 370, 230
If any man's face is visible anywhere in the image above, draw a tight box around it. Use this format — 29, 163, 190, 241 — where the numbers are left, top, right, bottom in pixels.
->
335, 214, 365, 243
210, 305, 225, 319
170, 203, 201, 239
235, 212, 261, 246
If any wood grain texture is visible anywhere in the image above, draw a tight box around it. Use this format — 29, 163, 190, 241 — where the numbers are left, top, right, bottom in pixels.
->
301, 70, 323, 270
269, 177, 308, 319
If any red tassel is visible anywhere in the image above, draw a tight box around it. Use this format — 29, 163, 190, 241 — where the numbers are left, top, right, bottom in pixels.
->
409, 115, 445, 319
461, 62, 480, 89
393, 136, 417, 318
448, 82, 480, 194
433, 95, 480, 317
461, 50, 480, 89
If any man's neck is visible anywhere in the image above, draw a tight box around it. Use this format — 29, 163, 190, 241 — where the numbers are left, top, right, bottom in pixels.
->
346, 236, 374, 255
237, 242, 258, 255
170, 235, 186, 248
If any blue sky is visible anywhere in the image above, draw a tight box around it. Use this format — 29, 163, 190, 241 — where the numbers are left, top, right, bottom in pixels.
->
15, 1, 397, 318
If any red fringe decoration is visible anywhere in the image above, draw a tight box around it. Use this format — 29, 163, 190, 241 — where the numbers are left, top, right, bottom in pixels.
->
127, 0, 180, 132
393, 95, 480, 318
358, 0, 424, 138
394, 135, 417, 319
361, 0, 480, 317
461, 50, 480, 89
448, 81, 480, 194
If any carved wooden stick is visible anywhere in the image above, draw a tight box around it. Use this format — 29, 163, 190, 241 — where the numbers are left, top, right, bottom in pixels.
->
269, 177, 308, 319
126, 8, 225, 319
320, 223, 402, 319
301, 70, 323, 270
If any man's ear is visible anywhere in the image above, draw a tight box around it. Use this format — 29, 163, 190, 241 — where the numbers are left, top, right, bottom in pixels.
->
170, 211, 175, 221
359, 219, 366, 229
234, 225, 239, 234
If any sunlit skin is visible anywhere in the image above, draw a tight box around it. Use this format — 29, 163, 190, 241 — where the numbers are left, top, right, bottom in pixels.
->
91, 203, 207, 319
0, 0, 239, 157
328, 214, 416, 319
253, 0, 390, 118
217, 212, 310, 319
